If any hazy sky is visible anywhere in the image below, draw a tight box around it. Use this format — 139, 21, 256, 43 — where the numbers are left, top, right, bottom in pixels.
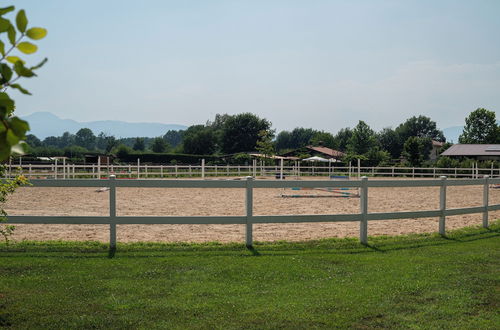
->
10, 0, 500, 133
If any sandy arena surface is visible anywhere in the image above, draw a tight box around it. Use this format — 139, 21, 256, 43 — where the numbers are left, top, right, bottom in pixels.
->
4, 177, 500, 243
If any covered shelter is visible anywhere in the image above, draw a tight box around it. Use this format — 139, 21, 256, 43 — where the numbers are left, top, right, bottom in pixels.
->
441, 144, 500, 161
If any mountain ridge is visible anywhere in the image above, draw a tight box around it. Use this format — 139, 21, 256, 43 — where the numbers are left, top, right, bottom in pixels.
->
21, 112, 187, 139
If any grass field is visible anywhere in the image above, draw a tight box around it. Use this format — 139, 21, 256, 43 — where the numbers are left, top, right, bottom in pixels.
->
1, 222, 499, 329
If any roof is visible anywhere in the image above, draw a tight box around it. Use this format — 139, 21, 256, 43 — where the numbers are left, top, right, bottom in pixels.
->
441, 144, 500, 156
305, 146, 345, 158
248, 153, 299, 160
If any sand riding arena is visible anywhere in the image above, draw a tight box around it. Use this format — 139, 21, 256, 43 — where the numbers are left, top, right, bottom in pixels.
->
4, 176, 500, 243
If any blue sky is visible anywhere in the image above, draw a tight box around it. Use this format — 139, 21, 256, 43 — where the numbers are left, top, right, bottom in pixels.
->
9, 0, 500, 133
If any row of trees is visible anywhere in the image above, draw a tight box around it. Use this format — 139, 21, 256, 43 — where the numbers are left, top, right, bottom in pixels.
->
24, 108, 499, 166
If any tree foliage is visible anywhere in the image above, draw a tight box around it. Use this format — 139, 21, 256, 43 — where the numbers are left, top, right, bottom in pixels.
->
220, 113, 271, 154
0, 5, 47, 160
151, 137, 169, 153
182, 125, 216, 155
402, 136, 432, 166
459, 108, 499, 144
347, 121, 377, 155
75, 128, 96, 150
133, 137, 146, 151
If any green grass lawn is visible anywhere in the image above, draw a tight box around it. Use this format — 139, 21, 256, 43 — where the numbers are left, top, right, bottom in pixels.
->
1, 222, 499, 329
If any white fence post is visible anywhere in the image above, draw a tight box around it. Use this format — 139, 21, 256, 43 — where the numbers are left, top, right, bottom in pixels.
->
357, 158, 361, 178
55, 159, 58, 180
439, 176, 447, 235
483, 175, 489, 228
97, 157, 101, 179
360, 176, 368, 245
109, 175, 117, 249
201, 159, 205, 178
137, 158, 140, 179
245, 176, 254, 247
280, 158, 284, 180
63, 158, 66, 179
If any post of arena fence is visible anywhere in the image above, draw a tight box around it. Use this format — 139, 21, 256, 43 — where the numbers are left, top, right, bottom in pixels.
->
245, 176, 254, 248
439, 176, 447, 235
360, 176, 368, 245
483, 175, 489, 228
109, 175, 117, 250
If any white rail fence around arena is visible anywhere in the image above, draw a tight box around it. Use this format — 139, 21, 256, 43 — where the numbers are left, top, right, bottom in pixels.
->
6, 176, 500, 249
4, 158, 500, 180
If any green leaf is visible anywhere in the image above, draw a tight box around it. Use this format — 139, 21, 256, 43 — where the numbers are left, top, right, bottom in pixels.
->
10, 83, 31, 95
0, 6, 15, 15
6, 128, 20, 145
16, 9, 27, 33
17, 42, 37, 54
14, 61, 36, 77
0, 17, 10, 32
0, 40, 4, 55
31, 57, 48, 70
0, 92, 15, 116
26, 27, 47, 40
7, 24, 16, 45
0, 63, 13, 82
9, 117, 30, 137
6, 56, 24, 64
0, 134, 11, 161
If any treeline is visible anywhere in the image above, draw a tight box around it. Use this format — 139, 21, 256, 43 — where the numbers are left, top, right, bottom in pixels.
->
25, 108, 500, 166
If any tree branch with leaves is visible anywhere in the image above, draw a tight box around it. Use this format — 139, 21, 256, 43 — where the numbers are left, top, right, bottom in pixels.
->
0, 5, 47, 160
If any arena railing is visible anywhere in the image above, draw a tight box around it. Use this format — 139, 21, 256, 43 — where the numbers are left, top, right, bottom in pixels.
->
6, 175, 500, 250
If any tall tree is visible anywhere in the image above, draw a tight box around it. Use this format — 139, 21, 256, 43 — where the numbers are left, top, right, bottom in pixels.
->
75, 128, 96, 150
220, 113, 272, 154
459, 108, 499, 144
347, 121, 377, 155
377, 128, 400, 158
396, 115, 445, 142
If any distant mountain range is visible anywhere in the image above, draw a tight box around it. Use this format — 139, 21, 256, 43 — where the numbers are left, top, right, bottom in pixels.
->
21, 112, 187, 139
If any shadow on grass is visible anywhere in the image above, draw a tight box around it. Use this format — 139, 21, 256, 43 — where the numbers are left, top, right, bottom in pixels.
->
1, 222, 498, 259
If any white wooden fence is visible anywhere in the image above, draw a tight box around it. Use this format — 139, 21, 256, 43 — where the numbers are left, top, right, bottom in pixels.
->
6, 176, 500, 249
4, 159, 500, 180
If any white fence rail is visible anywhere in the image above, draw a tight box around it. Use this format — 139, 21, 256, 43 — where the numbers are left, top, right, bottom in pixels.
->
6, 176, 500, 249
4, 160, 500, 180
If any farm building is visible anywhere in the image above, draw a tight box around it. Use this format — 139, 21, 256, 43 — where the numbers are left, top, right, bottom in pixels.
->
440, 144, 500, 161
280, 145, 345, 161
